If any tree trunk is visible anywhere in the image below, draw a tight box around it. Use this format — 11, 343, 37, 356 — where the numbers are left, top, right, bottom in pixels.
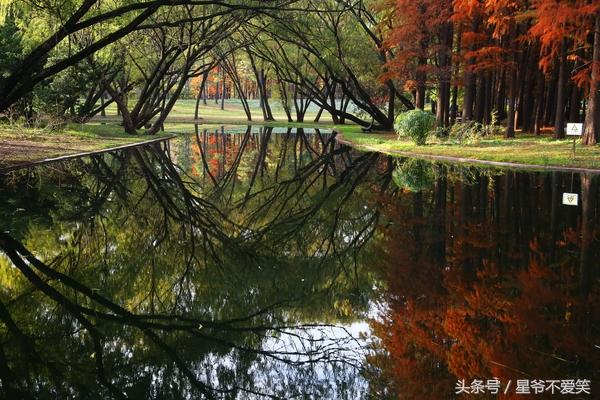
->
554, 39, 569, 139
533, 68, 545, 135
462, 72, 475, 121
415, 63, 426, 110
100, 94, 106, 117
506, 67, 517, 138
521, 46, 537, 132
220, 68, 225, 110
580, 174, 597, 296
495, 69, 507, 122
328, 81, 340, 124
280, 80, 292, 122
314, 107, 324, 123
260, 69, 274, 120
475, 75, 485, 123
436, 23, 453, 128
568, 83, 581, 123
583, 12, 600, 145
462, 19, 480, 122
194, 71, 209, 120
103, 81, 136, 134
544, 66, 559, 126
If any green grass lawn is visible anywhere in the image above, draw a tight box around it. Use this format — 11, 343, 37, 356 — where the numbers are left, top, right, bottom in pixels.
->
338, 128, 600, 170
0, 122, 170, 170
4, 98, 600, 172
100, 98, 336, 124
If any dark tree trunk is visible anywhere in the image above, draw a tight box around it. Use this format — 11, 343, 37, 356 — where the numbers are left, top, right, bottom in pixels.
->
147, 65, 191, 135
220, 68, 225, 110
314, 107, 324, 123
194, 71, 209, 120
583, 12, 600, 145
102, 80, 136, 134
533, 68, 545, 135
554, 39, 569, 139
279, 79, 292, 122
495, 69, 507, 122
463, 71, 475, 121
248, 49, 274, 121
580, 174, 597, 296
415, 61, 427, 110
223, 58, 252, 121
475, 75, 486, 123
506, 67, 517, 138
450, 27, 461, 125
544, 66, 559, 126
484, 72, 493, 124
462, 19, 480, 122
328, 81, 340, 124
568, 83, 582, 123
260, 69, 274, 120
521, 46, 537, 132
100, 94, 106, 117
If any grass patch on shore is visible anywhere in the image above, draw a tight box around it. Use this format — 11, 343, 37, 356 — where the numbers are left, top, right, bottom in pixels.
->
5, 101, 600, 172
338, 128, 600, 170
100, 99, 336, 124
0, 122, 169, 170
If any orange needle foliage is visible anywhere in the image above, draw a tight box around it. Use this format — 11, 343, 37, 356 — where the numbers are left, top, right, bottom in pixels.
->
368, 173, 600, 398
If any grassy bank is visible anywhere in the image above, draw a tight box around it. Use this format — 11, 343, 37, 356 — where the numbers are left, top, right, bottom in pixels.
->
5, 100, 600, 172
0, 123, 170, 170
98, 99, 336, 125
337, 127, 600, 171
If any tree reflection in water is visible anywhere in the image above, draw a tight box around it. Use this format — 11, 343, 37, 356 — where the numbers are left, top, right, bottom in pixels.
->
0, 128, 599, 399
0, 127, 389, 399
368, 159, 600, 399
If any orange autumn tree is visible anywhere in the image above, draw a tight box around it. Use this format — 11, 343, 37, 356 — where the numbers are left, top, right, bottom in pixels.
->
380, 0, 454, 115
529, 0, 600, 140
379, 0, 600, 143
368, 169, 600, 398
453, 0, 531, 137
369, 189, 455, 400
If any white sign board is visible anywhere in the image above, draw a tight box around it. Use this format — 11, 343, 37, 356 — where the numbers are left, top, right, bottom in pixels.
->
562, 192, 579, 206
567, 123, 583, 136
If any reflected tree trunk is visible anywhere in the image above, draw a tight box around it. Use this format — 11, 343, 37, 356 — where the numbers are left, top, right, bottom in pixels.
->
580, 173, 597, 296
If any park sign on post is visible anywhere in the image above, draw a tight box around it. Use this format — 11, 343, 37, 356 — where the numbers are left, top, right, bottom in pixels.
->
567, 123, 583, 136
562, 192, 579, 206
566, 123, 583, 158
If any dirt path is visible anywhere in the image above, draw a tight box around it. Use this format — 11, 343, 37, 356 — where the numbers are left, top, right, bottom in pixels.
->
0, 135, 173, 173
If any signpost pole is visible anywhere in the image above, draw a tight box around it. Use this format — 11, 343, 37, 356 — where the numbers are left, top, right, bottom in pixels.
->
567, 123, 583, 159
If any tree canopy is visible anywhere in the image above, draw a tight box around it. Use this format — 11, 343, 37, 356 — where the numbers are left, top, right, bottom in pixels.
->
1, 1, 599, 136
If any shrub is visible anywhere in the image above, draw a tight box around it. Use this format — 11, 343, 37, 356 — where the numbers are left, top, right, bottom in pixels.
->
395, 109, 436, 145
481, 111, 504, 136
449, 121, 483, 144
433, 125, 450, 139
392, 158, 436, 192
449, 112, 504, 143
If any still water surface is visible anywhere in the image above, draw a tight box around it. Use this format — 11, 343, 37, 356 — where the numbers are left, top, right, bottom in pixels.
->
0, 126, 598, 399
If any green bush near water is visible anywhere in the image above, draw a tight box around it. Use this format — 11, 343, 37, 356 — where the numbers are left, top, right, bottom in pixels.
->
395, 109, 436, 145
392, 158, 437, 192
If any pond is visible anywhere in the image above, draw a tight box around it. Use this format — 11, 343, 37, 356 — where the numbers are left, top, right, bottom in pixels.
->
0, 126, 598, 399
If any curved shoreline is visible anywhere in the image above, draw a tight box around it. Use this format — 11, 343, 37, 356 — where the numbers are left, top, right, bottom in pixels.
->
335, 132, 600, 175
3, 125, 599, 175
0, 135, 174, 174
